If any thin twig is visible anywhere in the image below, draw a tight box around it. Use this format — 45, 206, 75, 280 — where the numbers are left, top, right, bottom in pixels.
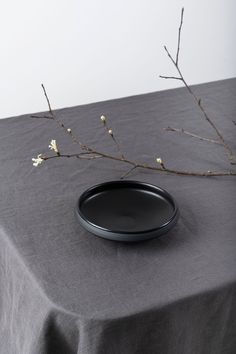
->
121, 165, 138, 179
160, 8, 236, 165
101, 117, 125, 159
110, 134, 125, 159
176, 8, 184, 65
42, 152, 102, 161
32, 85, 89, 151
164, 126, 221, 145
159, 76, 182, 80
41, 84, 53, 116
31, 114, 53, 120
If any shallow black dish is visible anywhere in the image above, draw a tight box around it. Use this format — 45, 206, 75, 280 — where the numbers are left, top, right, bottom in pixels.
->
76, 180, 179, 242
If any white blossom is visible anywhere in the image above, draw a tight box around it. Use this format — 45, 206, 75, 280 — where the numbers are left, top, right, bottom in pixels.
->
32, 154, 44, 167
108, 129, 113, 135
100, 115, 106, 123
67, 128, 72, 133
48, 139, 59, 153
156, 157, 163, 164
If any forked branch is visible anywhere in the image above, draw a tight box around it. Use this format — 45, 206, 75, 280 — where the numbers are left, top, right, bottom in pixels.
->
160, 7, 236, 165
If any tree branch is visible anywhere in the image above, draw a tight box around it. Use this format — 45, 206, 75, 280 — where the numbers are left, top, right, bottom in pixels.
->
40, 152, 236, 177
164, 126, 221, 145
31, 9, 236, 180
31, 83, 236, 178
160, 8, 236, 165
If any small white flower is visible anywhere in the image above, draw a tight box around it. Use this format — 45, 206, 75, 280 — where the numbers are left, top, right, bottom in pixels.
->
108, 129, 113, 135
48, 139, 59, 153
32, 154, 44, 167
156, 157, 163, 164
67, 128, 72, 133
100, 115, 106, 123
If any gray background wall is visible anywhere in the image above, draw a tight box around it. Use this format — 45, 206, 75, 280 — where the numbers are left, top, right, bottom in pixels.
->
0, 0, 235, 118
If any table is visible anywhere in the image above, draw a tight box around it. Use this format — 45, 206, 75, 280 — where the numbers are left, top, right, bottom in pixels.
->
0, 79, 236, 354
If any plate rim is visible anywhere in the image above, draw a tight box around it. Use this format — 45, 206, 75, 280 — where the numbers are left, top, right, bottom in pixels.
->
76, 180, 179, 236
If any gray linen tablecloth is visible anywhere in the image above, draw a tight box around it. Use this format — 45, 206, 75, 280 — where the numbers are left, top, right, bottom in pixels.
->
0, 78, 236, 354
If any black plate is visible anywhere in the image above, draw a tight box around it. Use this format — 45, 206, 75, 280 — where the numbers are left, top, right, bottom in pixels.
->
76, 180, 179, 242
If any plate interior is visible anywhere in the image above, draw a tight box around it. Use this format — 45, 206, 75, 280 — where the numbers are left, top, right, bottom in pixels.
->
80, 186, 175, 233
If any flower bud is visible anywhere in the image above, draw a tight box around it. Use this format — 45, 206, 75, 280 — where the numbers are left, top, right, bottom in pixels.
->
156, 157, 163, 164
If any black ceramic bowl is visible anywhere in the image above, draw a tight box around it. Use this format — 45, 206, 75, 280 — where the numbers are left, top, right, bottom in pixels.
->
76, 180, 179, 242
